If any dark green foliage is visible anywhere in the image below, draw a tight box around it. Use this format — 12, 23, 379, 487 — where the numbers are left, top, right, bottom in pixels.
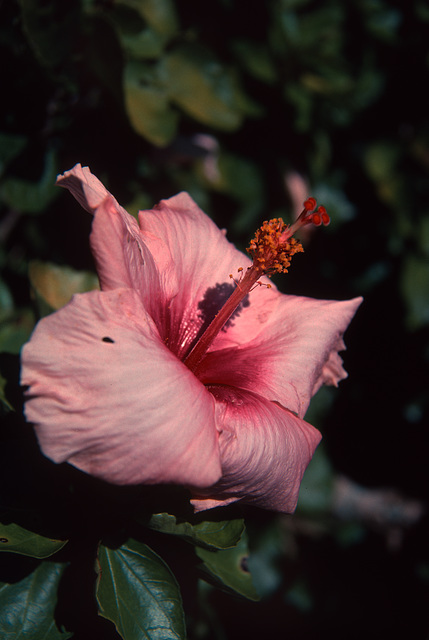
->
96, 539, 187, 640
0, 562, 73, 639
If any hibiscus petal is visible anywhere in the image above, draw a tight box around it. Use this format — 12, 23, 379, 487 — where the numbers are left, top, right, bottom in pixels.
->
191, 385, 321, 513
57, 165, 148, 292
89, 198, 160, 295
136, 191, 281, 356
56, 164, 111, 213
21, 288, 221, 488
197, 295, 363, 417
58, 164, 280, 360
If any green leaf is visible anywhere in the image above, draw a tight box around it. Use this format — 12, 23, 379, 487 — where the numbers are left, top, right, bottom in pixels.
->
196, 531, 259, 601
96, 538, 186, 640
106, 2, 170, 60
123, 43, 259, 143
365, 141, 399, 183
19, 0, 80, 68
83, 13, 124, 102
400, 256, 429, 329
29, 261, 99, 317
0, 309, 35, 355
312, 182, 355, 227
0, 373, 14, 412
295, 444, 334, 516
365, 5, 401, 42
120, 26, 168, 60
124, 61, 178, 146
232, 39, 277, 84
417, 216, 429, 258
115, 0, 178, 58
0, 562, 72, 639
116, 0, 178, 37
147, 513, 245, 550
162, 44, 260, 131
0, 133, 27, 174
0, 150, 58, 214
0, 522, 68, 559
201, 152, 264, 234
0, 279, 14, 318
241, 523, 284, 599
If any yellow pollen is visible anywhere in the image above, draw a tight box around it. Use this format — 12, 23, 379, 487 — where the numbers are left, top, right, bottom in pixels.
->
247, 218, 304, 274
184, 198, 327, 373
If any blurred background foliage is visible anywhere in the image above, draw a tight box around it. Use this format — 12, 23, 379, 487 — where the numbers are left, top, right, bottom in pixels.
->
1, 0, 429, 638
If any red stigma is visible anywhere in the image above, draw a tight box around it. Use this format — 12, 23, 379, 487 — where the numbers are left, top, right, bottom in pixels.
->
317, 205, 330, 226
184, 196, 329, 373
312, 212, 322, 226
304, 197, 317, 211
290, 198, 330, 235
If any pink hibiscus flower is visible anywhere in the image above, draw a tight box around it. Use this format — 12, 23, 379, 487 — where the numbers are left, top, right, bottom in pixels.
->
21, 164, 362, 513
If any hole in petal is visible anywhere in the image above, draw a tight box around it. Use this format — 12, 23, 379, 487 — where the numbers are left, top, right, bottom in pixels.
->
102, 336, 115, 343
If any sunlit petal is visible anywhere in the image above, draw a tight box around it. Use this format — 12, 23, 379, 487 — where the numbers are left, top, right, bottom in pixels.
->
137, 192, 281, 356
191, 386, 321, 513
21, 288, 221, 488
197, 296, 363, 416
58, 165, 280, 360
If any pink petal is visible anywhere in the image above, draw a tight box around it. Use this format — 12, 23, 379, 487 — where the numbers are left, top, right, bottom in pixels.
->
56, 164, 111, 213
191, 385, 321, 513
58, 164, 280, 360
57, 165, 148, 292
136, 191, 282, 356
197, 295, 363, 417
89, 197, 158, 294
21, 288, 221, 488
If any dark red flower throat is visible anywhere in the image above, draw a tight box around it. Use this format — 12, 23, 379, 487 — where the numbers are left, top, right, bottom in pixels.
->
183, 198, 329, 373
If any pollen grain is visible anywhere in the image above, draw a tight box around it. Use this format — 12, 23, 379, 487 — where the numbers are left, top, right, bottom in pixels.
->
247, 218, 304, 275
